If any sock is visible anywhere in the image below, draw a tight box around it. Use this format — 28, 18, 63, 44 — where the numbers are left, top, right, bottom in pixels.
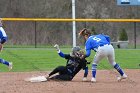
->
0, 59, 9, 66
84, 66, 88, 77
114, 63, 124, 76
92, 64, 97, 78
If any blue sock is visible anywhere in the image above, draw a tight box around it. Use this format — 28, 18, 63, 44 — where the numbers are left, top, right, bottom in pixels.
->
0, 59, 9, 66
92, 64, 97, 78
114, 63, 124, 76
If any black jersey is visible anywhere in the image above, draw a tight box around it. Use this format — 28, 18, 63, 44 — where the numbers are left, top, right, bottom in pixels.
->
64, 54, 87, 78
49, 51, 89, 81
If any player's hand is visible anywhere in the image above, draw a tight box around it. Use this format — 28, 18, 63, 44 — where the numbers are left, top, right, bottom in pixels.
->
54, 44, 60, 51
79, 54, 86, 59
75, 50, 85, 59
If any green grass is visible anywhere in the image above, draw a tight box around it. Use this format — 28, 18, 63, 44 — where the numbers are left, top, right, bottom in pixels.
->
0, 48, 140, 72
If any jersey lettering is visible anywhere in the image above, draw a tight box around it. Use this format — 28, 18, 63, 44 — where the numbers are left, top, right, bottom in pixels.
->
92, 37, 101, 42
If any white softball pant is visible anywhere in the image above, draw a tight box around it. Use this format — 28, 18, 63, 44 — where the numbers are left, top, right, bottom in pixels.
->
93, 44, 116, 66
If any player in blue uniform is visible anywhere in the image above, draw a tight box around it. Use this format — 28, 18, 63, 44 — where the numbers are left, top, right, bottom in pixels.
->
0, 18, 12, 71
78, 28, 127, 82
47, 44, 89, 81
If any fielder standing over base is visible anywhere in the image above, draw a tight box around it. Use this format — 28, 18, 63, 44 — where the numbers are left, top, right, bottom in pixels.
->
78, 28, 127, 83
0, 18, 12, 70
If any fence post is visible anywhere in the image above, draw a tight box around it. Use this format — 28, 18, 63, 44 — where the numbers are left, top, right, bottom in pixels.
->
134, 22, 136, 49
35, 21, 37, 48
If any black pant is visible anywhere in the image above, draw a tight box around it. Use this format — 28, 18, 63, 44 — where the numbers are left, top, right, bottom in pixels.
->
49, 66, 73, 81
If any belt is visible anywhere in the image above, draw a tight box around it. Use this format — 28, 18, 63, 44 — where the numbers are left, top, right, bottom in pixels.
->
96, 44, 109, 51
99, 44, 109, 47
94, 44, 110, 52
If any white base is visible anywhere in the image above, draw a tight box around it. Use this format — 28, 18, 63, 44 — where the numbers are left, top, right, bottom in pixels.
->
25, 76, 47, 82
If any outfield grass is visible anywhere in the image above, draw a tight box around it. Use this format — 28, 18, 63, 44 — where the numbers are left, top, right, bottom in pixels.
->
0, 48, 140, 72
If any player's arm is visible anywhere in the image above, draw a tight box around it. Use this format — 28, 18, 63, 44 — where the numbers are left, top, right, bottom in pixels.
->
83, 60, 90, 77
80, 46, 91, 59
78, 47, 91, 60
58, 51, 65, 58
85, 49, 91, 57
80, 58, 89, 78
81, 46, 91, 59
84, 40, 92, 58
0, 37, 7, 52
0, 37, 7, 44
54, 44, 68, 58
82, 60, 89, 81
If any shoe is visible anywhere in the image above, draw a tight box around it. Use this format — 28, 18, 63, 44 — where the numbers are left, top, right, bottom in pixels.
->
45, 74, 49, 79
91, 77, 96, 83
82, 77, 88, 82
117, 74, 127, 82
8, 62, 13, 71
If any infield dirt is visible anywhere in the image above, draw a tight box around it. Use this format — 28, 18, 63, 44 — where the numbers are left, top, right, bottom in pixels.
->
0, 69, 139, 93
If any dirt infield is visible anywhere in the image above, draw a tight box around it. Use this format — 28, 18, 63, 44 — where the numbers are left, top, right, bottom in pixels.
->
0, 69, 139, 93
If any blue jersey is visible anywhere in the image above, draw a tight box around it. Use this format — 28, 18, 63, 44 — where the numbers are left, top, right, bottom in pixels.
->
85, 34, 110, 57
0, 27, 7, 44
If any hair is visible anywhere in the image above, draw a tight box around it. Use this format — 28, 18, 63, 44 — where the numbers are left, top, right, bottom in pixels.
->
79, 28, 91, 36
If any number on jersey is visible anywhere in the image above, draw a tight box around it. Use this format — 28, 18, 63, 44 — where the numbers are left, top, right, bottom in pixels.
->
92, 37, 101, 42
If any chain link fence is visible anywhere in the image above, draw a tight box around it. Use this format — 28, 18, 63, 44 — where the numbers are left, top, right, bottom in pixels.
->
3, 20, 140, 49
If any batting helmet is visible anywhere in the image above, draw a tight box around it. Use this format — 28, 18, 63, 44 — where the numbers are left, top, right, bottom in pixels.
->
70, 46, 81, 57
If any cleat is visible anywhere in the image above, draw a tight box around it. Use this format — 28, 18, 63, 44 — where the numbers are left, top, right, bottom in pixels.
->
8, 62, 13, 71
91, 77, 96, 83
45, 74, 50, 80
117, 74, 127, 82
82, 77, 88, 82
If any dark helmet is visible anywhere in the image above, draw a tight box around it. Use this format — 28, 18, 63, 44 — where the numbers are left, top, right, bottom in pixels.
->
70, 46, 81, 57
72, 46, 81, 53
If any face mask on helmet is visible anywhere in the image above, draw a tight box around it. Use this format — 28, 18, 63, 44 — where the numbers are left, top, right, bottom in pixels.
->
70, 46, 84, 57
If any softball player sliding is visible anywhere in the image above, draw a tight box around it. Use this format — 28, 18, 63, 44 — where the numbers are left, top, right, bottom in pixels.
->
25, 45, 90, 82
0, 18, 12, 71
78, 28, 127, 83
47, 44, 89, 81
